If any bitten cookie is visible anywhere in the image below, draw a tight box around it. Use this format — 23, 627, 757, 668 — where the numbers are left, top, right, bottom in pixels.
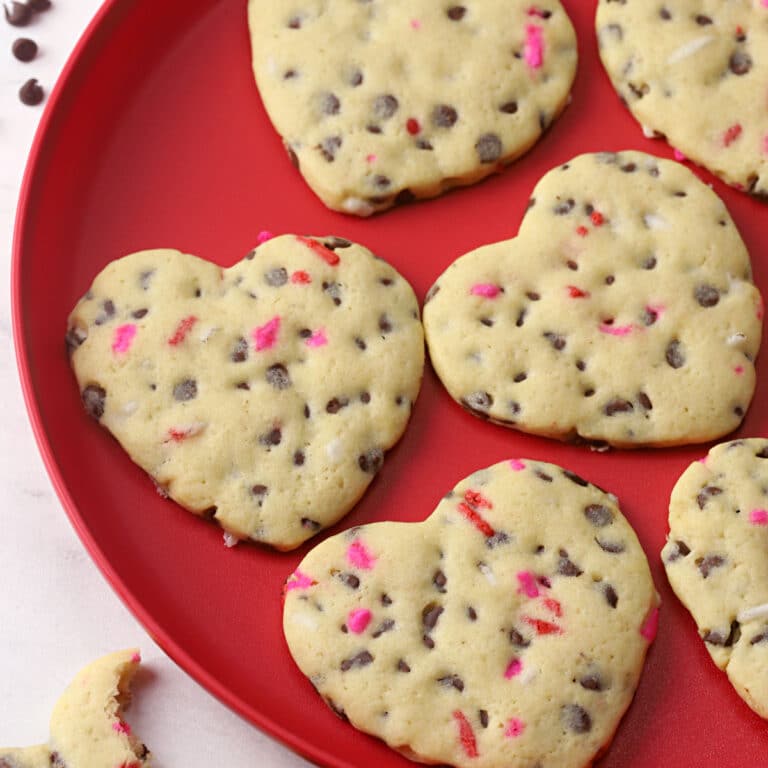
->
66, 234, 424, 550
0, 649, 150, 768
663, 438, 768, 718
284, 459, 659, 768
423, 151, 762, 448
248, 0, 577, 215
596, 0, 768, 200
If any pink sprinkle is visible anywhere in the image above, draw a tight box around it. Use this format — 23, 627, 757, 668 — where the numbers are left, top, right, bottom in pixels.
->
517, 571, 539, 599
509, 459, 526, 471
253, 316, 280, 351
347, 540, 376, 570
505, 718, 526, 738
640, 606, 659, 642
470, 283, 501, 298
410, 18, 421, 29
749, 509, 768, 526
723, 124, 742, 148
599, 322, 634, 337
130, 652, 141, 663
347, 608, 372, 634
524, 24, 544, 69
673, 148, 686, 162
734, 365, 745, 375
112, 323, 137, 354
543, 597, 562, 618
256, 230, 274, 244
285, 569, 315, 592
697, 456, 708, 465
291, 270, 311, 284
504, 658, 523, 679
366, 154, 377, 164
113, 721, 131, 735
763, 0, 768, 8
305, 328, 328, 348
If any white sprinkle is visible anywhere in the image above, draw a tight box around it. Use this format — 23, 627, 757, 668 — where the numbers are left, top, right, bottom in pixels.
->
266, 56, 277, 75
342, 197, 375, 217
478, 562, 496, 585
642, 124, 657, 139
519, 665, 538, 685
326, 439, 344, 463
643, 213, 668, 230
737, 603, 768, 624
223, 532, 240, 548
198, 325, 219, 343
667, 36, 714, 65
291, 612, 319, 630
120, 401, 138, 416
727, 333, 747, 346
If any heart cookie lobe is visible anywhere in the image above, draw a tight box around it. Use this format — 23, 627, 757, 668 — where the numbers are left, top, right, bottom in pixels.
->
248, 0, 577, 216
423, 151, 762, 448
284, 460, 658, 768
596, 0, 768, 199
663, 438, 768, 719
66, 235, 424, 550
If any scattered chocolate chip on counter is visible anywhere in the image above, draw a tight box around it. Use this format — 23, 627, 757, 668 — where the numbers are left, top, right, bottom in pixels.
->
4, 1, 32, 26
19, 77, 44, 105
12, 36, 37, 61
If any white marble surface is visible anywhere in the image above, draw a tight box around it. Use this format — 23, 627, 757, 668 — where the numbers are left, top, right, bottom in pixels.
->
0, 3, 310, 765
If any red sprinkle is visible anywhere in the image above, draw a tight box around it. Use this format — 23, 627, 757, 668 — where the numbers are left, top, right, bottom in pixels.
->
406, 118, 421, 135
296, 235, 340, 265
457, 502, 495, 537
723, 124, 742, 147
543, 598, 562, 617
576, 225, 589, 237
590, 211, 605, 226
567, 285, 590, 299
166, 428, 190, 443
464, 489, 493, 509
291, 270, 312, 284
168, 315, 197, 346
523, 616, 562, 635
452, 711, 479, 759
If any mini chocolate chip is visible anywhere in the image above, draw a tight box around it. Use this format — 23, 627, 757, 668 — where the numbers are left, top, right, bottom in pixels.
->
378, 314, 392, 333
516, 309, 527, 327
397, 659, 411, 672
757, 446, 768, 459
318, 136, 342, 161
674, 540, 691, 558
605, 275, 615, 285
266, 364, 291, 390
467, 606, 478, 621
173, 379, 197, 402
50, 753, 66, 768
381, 593, 393, 606
526, 291, 541, 301
696, 485, 722, 509
372, 619, 395, 638
287, 15, 301, 28
265, 267, 288, 286
535, 469, 553, 483
604, 584, 618, 608
543, 332, 566, 351
750, 630, 768, 645
696, 554, 725, 578
433, 104, 458, 128
527, 197, 536, 210
358, 448, 384, 474
286, 145, 300, 168
642, 256, 657, 270
438, 674, 464, 692
447, 5, 466, 20
19, 77, 43, 105
284, 69, 297, 79
476, 133, 502, 163
596, 538, 625, 554
360, 391, 371, 404
558, 550, 583, 577
604, 398, 634, 416
423, 635, 435, 649
563, 704, 592, 734
621, 162, 637, 173
4, 1, 31, 25
579, 674, 603, 691
323, 281, 342, 305
509, 628, 531, 648
479, 709, 489, 728
462, 391, 493, 414
132, 308, 148, 319
301, 517, 321, 530
554, 198, 575, 215
298, 328, 312, 339
695, 14, 712, 25
585, 504, 613, 527
82, 385, 106, 420
354, 337, 367, 351
480, 317, 494, 327
423, 602, 444, 630
576, 360, 586, 372
326, 396, 349, 414
729, 51, 752, 75
641, 307, 658, 326
293, 450, 305, 466
340, 651, 374, 671
323, 236, 352, 250
513, 372, 527, 382
695, 284, 719, 307
349, 69, 363, 86
665, 340, 685, 369
94, 299, 115, 325
487, 531, 509, 549
12, 36, 36, 61
366, 124, 382, 134
65, 326, 87, 354
563, 470, 589, 487
584, 388, 595, 398
638, 392, 653, 410
231, 337, 248, 363
660, 7, 671, 19
374, 93, 399, 119
433, 569, 447, 592
500, 100, 518, 114
259, 427, 282, 447
321, 92, 340, 115
416, 138, 434, 150
734, 406, 744, 418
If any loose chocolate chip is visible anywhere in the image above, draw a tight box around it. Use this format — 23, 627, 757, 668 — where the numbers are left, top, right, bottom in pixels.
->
12, 36, 36, 61
729, 51, 752, 76
318, 136, 342, 162
433, 104, 458, 128
265, 364, 291, 390
65, 325, 87, 354
563, 704, 592, 734
695, 14, 712, 25
475, 133, 502, 163
433, 569, 447, 592
422, 602, 444, 630
696, 554, 725, 578
563, 470, 589, 487
479, 709, 489, 728
173, 378, 197, 402
82, 385, 106, 420
604, 584, 618, 608
500, 100, 518, 114
665, 340, 685, 369
694, 284, 719, 307
596, 538, 625, 554
447, 5, 466, 20
579, 674, 603, 691
293, 450, 305, 466
354, 337, 367, 351
438, 674, 464, 692
372, 619, 395, 638
18, 77, 43, 105
326, 396, 349, 414
554, 198, 575, 215
397, 659, 411, 672
462, 391, 493, 414
321, 92, 341, 115
259, 428, 282, 447
543, 332, 566, 351
340, 650, 374, 671
535, 469, 553, 483
358, 447, 384, 474
558, 550, 583, 577
4, 1, 31, 25
696, 485, 722, 509
373, 93, 399, 119
265, 267, 288, 286
509, 628, 531, 648
301, 517, 321, 530
637, 392, 653, 410
467, 606, 477, 621
585, 504, 613, 527
604, 398, 634, 416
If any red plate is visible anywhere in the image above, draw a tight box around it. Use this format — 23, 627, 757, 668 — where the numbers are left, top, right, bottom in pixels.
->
13, 1, 768, 765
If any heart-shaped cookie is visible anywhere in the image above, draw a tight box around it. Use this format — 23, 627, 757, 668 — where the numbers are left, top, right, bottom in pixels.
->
283, 459, 658, 768
66, 235, 424, 550
423, 151, 762, 448
663, 438, 768, 719
248, 0, 577, 215
596, 0, 768, 199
